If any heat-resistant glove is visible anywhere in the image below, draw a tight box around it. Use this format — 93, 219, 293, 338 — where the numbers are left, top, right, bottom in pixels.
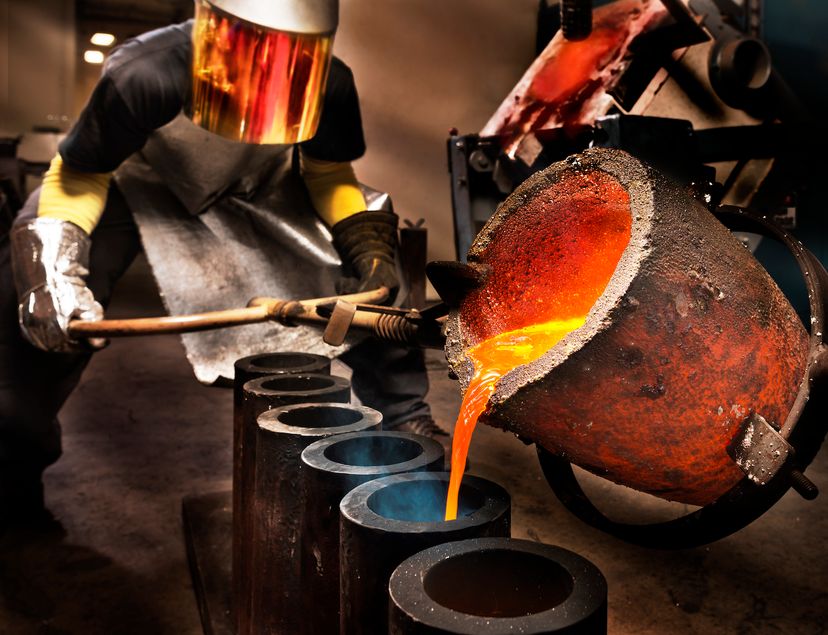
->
10, 217, 106, 353
331, 210, 400, 298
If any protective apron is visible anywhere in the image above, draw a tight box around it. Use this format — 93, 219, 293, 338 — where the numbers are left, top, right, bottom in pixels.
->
115, 113, 375, 385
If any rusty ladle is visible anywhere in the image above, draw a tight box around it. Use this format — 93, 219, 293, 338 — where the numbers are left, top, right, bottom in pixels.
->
425, 198, 828, 549
536, 207, 828, 549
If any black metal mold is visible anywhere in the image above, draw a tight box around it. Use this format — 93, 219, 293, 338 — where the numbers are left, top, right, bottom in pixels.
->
339, 472, 511, 635
248, 403, 381, 635
300, 432, 446, 635
240, 373, 351, 520
235, 352, 331, 383
232, 353, 332, 635
388, 538, 607, 635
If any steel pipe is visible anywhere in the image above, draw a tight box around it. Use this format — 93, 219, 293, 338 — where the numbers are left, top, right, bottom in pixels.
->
250, 403, 381, 635
340, 472, 511, 635
300, 431, 445, 634
388, 538, 607, 634
232, 352, 330, 634
238, 374, 350, 635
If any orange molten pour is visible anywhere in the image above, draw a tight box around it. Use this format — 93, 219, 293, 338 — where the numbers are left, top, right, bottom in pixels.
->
444, 318, 585, 521
445, 171, 633, 521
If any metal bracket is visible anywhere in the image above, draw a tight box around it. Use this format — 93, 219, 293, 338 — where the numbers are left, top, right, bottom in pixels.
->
726, 413, 791, 485
323, 300, 357, 346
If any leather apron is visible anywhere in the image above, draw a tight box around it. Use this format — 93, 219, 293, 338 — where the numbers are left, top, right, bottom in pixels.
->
114, 114, 351, 385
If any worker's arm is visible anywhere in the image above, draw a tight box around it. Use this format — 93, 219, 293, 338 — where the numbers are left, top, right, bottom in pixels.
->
10, 26, 190, 353
300, 151, 400, 297
4, 153, 111, 352
300, 153, 366, 226
37, 153, 111, 235
296, 55, 399, 296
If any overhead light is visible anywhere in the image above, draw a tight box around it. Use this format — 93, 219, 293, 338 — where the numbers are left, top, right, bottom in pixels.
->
90, 32, 116, 46
84, 50, 105, 64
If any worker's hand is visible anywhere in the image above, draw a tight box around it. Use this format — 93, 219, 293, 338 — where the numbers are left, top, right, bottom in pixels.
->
331, 210, 400, 299
10, 217, 107, 353
335, 256, 400, 296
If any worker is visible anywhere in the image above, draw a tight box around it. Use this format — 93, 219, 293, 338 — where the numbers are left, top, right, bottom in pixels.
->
0, 0, 447, 524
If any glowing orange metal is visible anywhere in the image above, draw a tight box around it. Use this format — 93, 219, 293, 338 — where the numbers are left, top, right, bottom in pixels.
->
481, 0, 669, 157
445, 175, 632, 519
444, 318, 586, 520
445, 149, 810, 506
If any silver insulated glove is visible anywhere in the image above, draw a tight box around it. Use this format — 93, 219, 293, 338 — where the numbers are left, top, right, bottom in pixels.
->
10, 217, 105, 352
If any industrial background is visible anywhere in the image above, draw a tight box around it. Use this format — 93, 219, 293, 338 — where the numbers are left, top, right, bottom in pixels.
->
1, 0, 827, 634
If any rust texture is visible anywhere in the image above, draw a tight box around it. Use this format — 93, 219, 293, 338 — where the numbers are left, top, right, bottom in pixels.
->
445, 148, 809, 506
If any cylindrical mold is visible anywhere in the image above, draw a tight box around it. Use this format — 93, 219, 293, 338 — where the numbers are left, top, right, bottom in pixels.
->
239, 373, 350, 635
445, 147, 809, 505
232, 352, 329, 634
388, 538, 607, 634
301, 432, 445, 635
340, 472, 511, 635
250, 403, 382, 635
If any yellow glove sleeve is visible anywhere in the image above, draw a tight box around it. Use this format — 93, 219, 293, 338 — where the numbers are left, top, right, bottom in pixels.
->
300, 153, 366, 227
37, 153, 111, 235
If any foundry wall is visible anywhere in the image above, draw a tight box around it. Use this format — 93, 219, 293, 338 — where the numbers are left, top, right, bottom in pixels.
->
334, 0, 540, 271
0, 0, 76, 136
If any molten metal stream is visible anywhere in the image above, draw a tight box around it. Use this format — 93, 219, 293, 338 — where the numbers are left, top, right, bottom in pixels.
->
445, 172, 633, 520
444, 318, 584, 521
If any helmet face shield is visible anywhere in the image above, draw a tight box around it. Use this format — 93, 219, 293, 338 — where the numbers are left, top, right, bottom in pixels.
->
190, 0, 334, 144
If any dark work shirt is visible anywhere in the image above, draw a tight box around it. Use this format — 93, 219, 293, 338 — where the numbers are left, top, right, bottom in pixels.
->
59, 20, 366, 173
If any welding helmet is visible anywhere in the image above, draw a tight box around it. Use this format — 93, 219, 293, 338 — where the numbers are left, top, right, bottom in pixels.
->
189, 0, 337, 144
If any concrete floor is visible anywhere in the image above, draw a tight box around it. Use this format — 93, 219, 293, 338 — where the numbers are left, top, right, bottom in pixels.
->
1, 256, 827, 634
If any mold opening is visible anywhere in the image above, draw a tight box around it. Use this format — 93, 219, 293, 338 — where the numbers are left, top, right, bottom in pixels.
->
324, 436, 423, 467
423, 549, 574, 618
278, 406, 362, 428
250, 353, 319, 371
368, 480, 486, 522
261, 375, 335, 392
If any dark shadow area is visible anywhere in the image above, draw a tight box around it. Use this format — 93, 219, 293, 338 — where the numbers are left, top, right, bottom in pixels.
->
0, 522, 168, 634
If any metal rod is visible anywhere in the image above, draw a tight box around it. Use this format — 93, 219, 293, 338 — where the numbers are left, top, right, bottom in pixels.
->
66, 287, 390, 337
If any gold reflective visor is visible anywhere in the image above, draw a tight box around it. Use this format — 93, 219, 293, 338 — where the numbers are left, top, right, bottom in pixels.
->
190, 0, 333, 144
